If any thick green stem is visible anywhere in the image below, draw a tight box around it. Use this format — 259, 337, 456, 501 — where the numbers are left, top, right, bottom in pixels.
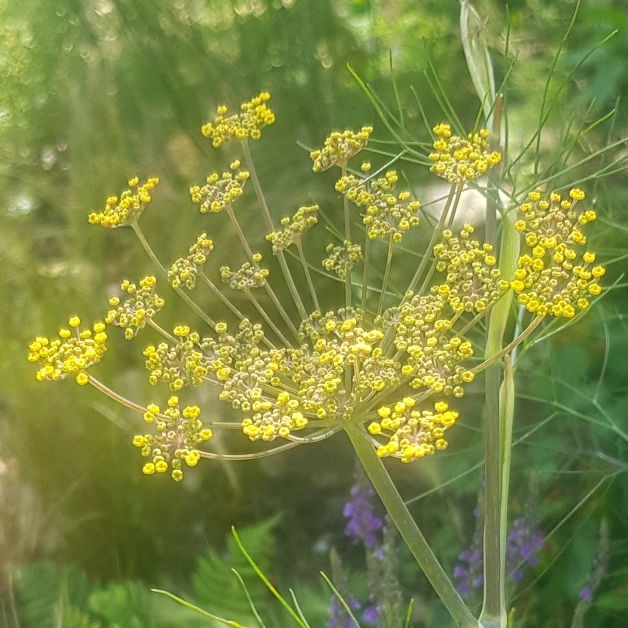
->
481, 364, 502, 628
345, 423, 479, 628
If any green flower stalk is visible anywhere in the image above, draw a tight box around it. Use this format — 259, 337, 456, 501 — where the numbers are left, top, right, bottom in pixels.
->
27, 91, 605, 625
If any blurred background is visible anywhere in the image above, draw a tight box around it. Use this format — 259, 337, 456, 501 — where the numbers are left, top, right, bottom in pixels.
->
1, 0, 628, 626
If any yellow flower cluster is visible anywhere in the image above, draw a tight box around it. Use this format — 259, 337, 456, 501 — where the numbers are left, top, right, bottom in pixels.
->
88, 177, 159, 228
433, 224, 509, 313
322, 240, 363, 279
310, 126, 373, 172
144, 326, 207, 390
133, 396, 212, 481
169, 233, 214, 290
220, 253, 269, 291
266, 205, 319, 253
28, 317, 107, 384
200, 92, 275, 147
511, 189, 604, 317
368, 399, 458, 463
429, 124, 501, 183
189, 161, 250, 214
335, 169, 421, 242
105, 276, 165, 340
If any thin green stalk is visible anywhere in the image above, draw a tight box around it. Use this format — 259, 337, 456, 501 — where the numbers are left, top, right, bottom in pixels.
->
247, 290, 294, 346
241, 139, 308, 320
295, 241, 320, 311
361, 233, 370, 309
151, 590, 245, 628
345, 423, 479, 628
341, 163, 352, 309
377, 235, 394, 317
147, 318, 177, 343
225, 205, 299, 337
130, 222, 216, 330
408, 183, 460, 295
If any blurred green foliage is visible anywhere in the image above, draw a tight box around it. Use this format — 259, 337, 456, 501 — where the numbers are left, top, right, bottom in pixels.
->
1, 0, 628, 626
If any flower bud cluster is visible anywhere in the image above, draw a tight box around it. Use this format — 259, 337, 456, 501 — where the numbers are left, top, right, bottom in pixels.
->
144, 326, 208, 390
429, 124, 500, 182
220, 253, 269, 291
367, 399, 458, 462
201, 92, 275, 147
511, 189, 604, 317
133, 396, 212, 481
27, 317, 107, 384
168, 233, 214, 290
323, 240, 363, 279
105, 276, 165, 339
266, 205, 319, 253
335, 169, 420, 242
88, 177, 159, 227
189, 161, 250, 214
433, 224, 509, 313
310, 126, 373, 172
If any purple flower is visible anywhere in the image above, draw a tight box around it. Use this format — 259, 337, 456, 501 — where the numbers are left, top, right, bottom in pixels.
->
343, 480, 383, 548
579, 585, 593, 603
362, 606, 379, 624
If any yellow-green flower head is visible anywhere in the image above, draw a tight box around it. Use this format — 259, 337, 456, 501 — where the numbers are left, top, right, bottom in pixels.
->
105, 276, 165, 339
335, 168, 420, 242
323, 240, 363, 279
429, 124, 501, 183
135, 397, 212, 482
144, 326, 207, 390
88, 177, 159, 228
432, 225, 509, 314
510, 189, 603, 317
189, 161, 250, 214
378, 288, 474, 397
310, 126, 373, 172
266, 205, 319, 253
368, 399, 458, 463
220, 255, 269, 291
201, 93, 275, 147
169, 233, 214, 290
28, 318, 107, 383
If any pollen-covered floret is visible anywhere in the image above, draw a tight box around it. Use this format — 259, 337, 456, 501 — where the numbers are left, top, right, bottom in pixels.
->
201, 93, 275, 147
144, 327, 208, 390
189, 161, 250, 214
88, 177, 159, 228
380, 291, 474, 398
266, 205, 319, 253
510, 189, 604, 317
169, 233, 214, 290
105, 276, 165, 339
429, 124, 501, 183
28, 317, 107, 383
433, 225, 509, 313
310, 126, 373, 172
134, 397, 212, 482
368, 399, 458, 462
322, 240, 363, 279
335, 168, 420, 242
220, 254, 269, 291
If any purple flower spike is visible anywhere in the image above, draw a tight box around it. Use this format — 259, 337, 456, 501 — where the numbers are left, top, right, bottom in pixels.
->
343, 478, 383, 548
